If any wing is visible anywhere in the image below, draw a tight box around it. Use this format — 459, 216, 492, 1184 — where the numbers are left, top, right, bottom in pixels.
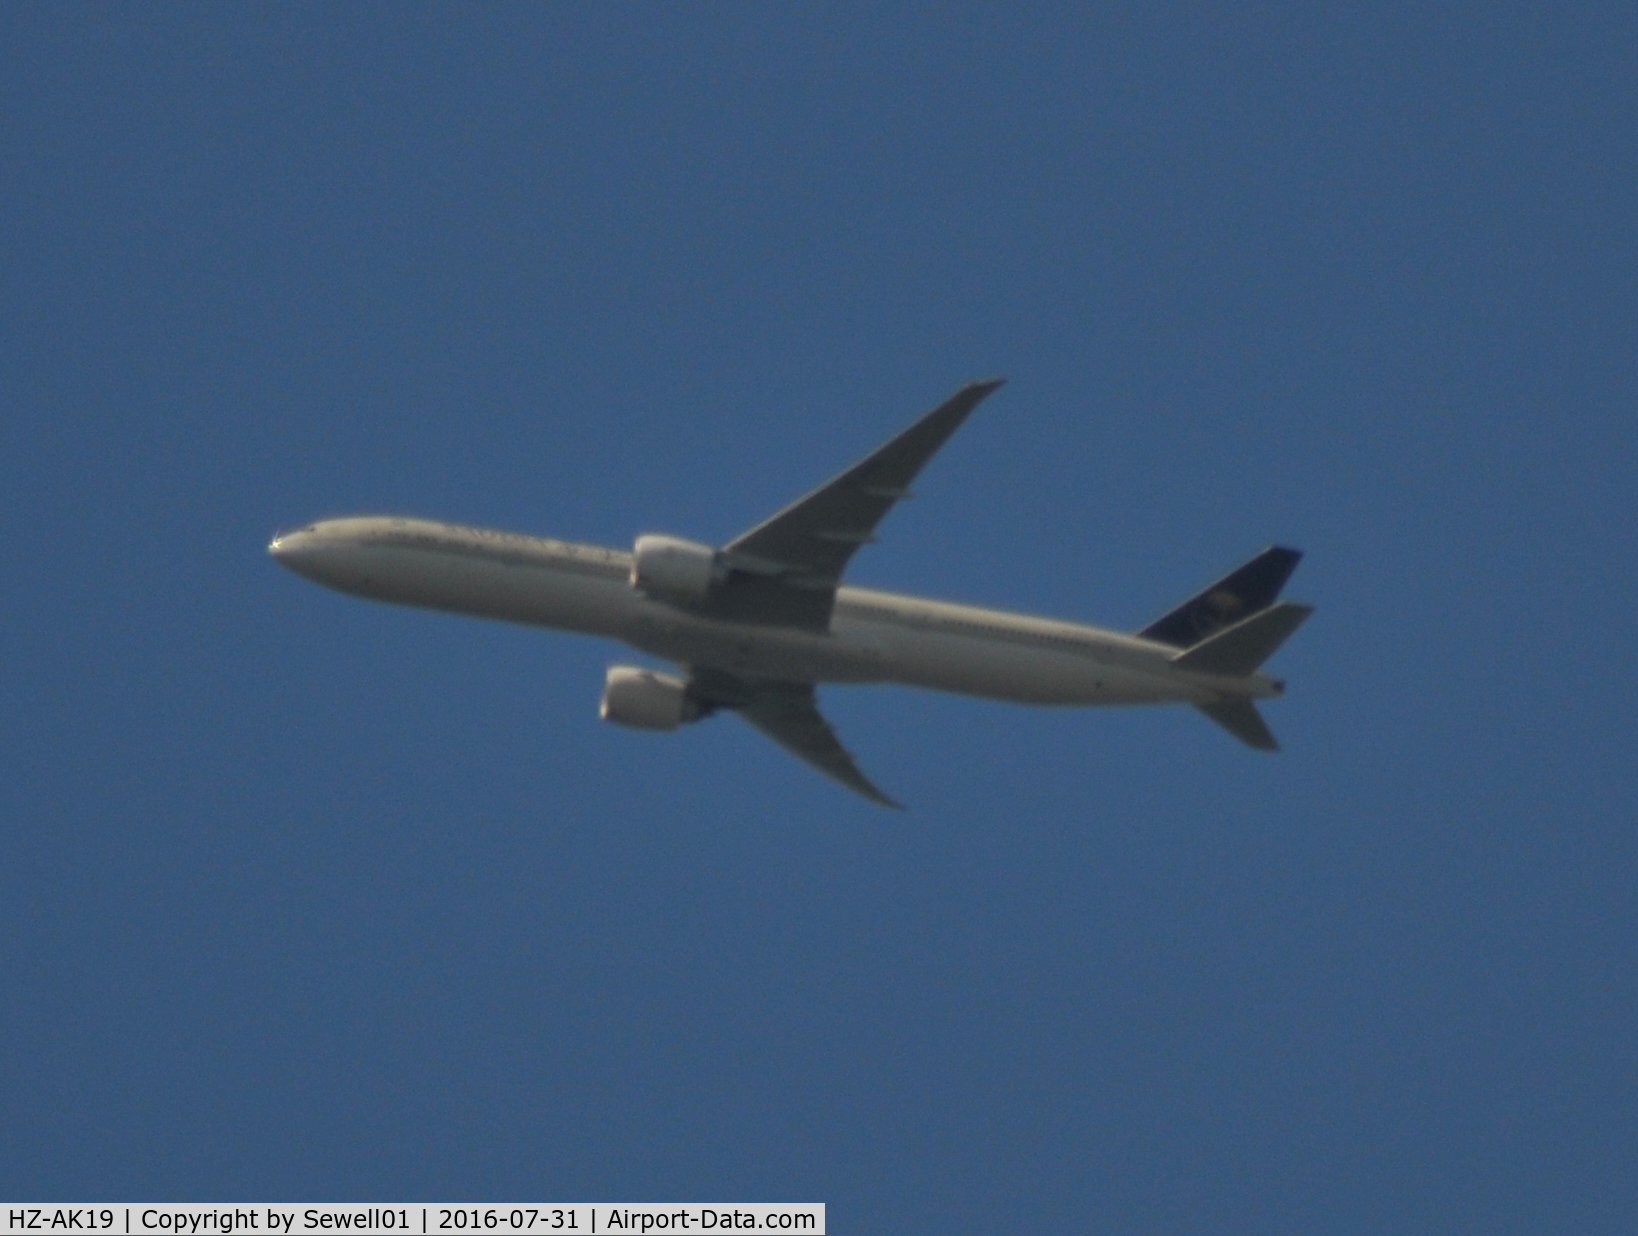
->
690, 667, 902, 808
704, 379, 1005, 630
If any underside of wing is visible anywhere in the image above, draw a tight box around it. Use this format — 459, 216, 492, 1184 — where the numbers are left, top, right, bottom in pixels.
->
704, 379, 1005, 630
690, 667, 901, 807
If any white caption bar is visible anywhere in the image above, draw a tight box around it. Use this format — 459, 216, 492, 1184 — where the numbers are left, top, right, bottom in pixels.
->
1, 1208, 823, 1236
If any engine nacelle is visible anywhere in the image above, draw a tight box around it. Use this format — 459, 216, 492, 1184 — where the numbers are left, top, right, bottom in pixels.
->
599, 665, 701, 731
631, 534, 723, 603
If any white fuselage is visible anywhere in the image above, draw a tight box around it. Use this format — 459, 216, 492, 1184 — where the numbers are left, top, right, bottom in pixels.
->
269, 517, 1281, 708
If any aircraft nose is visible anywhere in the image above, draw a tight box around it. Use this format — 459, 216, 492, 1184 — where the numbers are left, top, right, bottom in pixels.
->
268, 527, 318, 574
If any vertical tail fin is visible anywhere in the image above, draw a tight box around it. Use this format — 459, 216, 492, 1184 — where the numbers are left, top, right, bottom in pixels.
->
1140, 547, 1303, 649
1149, 547, 1310, 753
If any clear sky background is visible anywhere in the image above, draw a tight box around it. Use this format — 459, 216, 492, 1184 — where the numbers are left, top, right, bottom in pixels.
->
3, 4, 1634, 1231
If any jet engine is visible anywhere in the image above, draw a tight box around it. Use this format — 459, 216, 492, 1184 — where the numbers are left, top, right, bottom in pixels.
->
599, 665, 702, 731
630, 534, 723, 603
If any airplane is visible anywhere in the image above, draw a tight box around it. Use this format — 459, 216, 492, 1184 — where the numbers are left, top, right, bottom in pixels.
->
269, 380, 1311, 806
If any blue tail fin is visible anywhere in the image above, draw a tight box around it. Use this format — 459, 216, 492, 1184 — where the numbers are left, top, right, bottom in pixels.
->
1139, 547, 1302, 649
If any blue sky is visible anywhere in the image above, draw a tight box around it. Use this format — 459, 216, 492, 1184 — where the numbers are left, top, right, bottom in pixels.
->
3, 4, 1634, 1230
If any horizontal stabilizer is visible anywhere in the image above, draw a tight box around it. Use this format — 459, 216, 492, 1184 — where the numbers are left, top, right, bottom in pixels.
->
1171, 601, 1313, 676
1197, 699, 1279, 750
1141, 547, 1303, 648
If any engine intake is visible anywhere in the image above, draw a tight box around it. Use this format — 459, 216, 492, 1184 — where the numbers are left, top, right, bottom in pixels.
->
599, 665, 701, 731
631, 534, 723, 603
